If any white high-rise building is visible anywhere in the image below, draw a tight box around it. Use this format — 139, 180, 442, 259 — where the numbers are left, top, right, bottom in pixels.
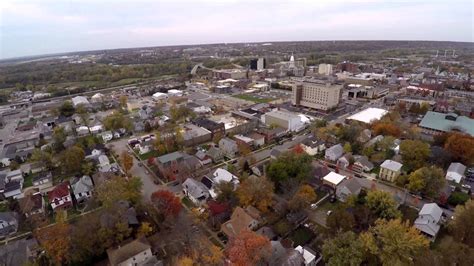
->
292, 79, 342, 111
318, 64, 333, 75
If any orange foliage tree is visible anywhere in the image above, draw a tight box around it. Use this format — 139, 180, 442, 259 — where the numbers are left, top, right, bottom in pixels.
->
151, 190, 182, 218
35, 222, 71, 264
225, 229, 271, 266
444, 133, 474, 165
372, 122, 401, 137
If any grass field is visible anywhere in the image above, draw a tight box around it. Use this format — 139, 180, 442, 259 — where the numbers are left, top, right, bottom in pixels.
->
232, 94, 273, 103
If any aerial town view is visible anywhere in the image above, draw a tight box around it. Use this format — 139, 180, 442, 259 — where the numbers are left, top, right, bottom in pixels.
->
0, 0, 473, 265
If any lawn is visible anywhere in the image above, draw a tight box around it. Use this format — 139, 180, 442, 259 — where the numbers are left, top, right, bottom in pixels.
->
273, 218, 292, 237
232, 94, 273, 103
181, 197, 195, 208
23, 174, 34, 188
289, 226, 315, 247
138, 150, 162, 161
399, 205, 419, 225
318, 199, 342, 211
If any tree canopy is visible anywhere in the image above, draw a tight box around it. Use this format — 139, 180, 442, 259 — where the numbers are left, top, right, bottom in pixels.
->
236, 176, 274, 212
365, 190, 401, 220
266, 151, 312, 184
399, 140, 431, 172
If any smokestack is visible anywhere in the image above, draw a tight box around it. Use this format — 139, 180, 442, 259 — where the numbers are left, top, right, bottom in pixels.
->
435, 50, 439, 57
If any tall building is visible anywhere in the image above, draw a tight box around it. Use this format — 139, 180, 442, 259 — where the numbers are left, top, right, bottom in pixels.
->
318, 64, 333, 75
250, 58, 266, 70
292, 80, 342, 111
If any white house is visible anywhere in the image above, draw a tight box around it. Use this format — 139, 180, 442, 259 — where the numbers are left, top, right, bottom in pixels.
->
219, 138, 238, 158
324, 144, 344, 161
89, 124, 103, 135
182, 178, 210, 205
71, 175, 94, 203
76, 126, 90, 136
152, 92, 168, 101
446, 162, 466, 183
167, 89, 183, 97
294, 246, 321, 266
414, 203, 443, 241
71, 96, 90, 107
107, 238, 157, 266
101, 131, 113, 142
322, 172, 346, 189
207, 168, 240, 199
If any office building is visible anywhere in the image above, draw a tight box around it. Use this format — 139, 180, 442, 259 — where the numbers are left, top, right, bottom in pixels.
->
318, 64, 333, 75
292, 80, 342, 111
250, 58, 266, 70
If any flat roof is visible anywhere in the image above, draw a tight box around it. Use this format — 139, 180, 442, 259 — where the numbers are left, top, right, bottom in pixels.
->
323, 172, 346, 186
347, 108, 388, 124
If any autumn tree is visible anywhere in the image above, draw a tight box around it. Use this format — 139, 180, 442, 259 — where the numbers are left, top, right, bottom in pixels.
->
322, 231, 365, 266
137, 222, 153, 237
151, 190, 182, 219
288, 184, 317, 211
121, 151, 134, 175
399, 140, 430, 172
237, 142, 252, 156
52, 126, 67, 152
35, 221, 71, 264
326, 208, 356, 235
225, 229, 271, 266
407, 166, 445, 198
444, 133, 474, 165
366, 190, 401, 220
360, 219, 429, 265
119, 95, 128, 109
30, 148, 54, 170
96, 176, 143, 208
58, 145, 85, 174
58, 100, 75, 117
449, 199, 474, 247
372, 122, 401, 137
266, 151, 312, 184
214, 181, 238, 206
103, 111, 132, 131
236, 176, 274, 212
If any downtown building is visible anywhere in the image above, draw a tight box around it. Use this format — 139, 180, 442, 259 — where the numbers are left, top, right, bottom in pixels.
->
291, 79, 342, 111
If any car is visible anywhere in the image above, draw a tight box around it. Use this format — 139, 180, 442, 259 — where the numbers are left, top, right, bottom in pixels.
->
310, 203, 318, 209
138, 162, 143, 167
327, 210, 333, 216
329, 195, 337, 203
461, 184, 471, 190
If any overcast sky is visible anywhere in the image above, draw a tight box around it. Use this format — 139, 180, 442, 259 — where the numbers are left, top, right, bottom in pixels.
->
0, 0, 472, 59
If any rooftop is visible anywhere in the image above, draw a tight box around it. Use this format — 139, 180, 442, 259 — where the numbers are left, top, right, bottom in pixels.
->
347, 108, 388, 124
419, 111, 474, 136
381, 160, 403, 171
323, 172, 346, 186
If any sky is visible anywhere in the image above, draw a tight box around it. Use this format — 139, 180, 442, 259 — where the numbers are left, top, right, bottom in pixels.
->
0, 0, 472, 59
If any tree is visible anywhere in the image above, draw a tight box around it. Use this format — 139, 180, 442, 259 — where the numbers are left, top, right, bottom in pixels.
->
372, 122, 401, 137
448, 191, 470, 206
266, 151, 312, 184
137, 222, 153, 237
52, 126, 67, 152
236, 176, 274, 212
103, 111, 132, 131
288, 184, 317, 211
444, 133, 474, 165
96, 176, 143, 208
35, 221, 71, 264
202, 244, 224, 265
407, 166, 445, 198
119, 95, 128, 109
326, 208, 356, 234
343, 142, 352, 153
399, 140, 430, 172
81, 161, 95, 176
360, 219, 429, 265
225, 229, 271, 266
30, 148, 53, 169
322, 231, 365, 266
237, 142, 252, 156
58, 146, 85, 174
144, 121, 152, 132
214, 181, 238, 206
366, 190, 401, 220
415, 236, 474, 266
59, 101, 75, 117
121, 151, 134, 175
450, 199, 474, 247
151, 190, 182, 219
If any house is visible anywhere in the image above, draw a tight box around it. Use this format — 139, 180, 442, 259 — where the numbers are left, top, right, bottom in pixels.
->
257, 127, 287, 144
357, 129, 372, 143
98, 155, 111, 172
19, 192, 45, 217
221, 206, 260, 238
71, 175, 94, 203
337, 153, 352, 169
414, 203, 443, 241
76, 126, 90, 136
446, 162, 466, 184
85, 148, 103, 160
195, 150, 212, 165
336, 178, 363, 202
301, 136, 326, 156
107, 237, 158, 266
192, 118, 225, 139
6, 169, 23, 183
155, 151, 186, 180
379, 160, 403, 182
248, 132, 265, 147
101, 131, 113, 142
32, 171, 53, 192
48, 181, 73, 210
206, 168, 240, 199
325, 144, 344, 161
89, 124, 103, 135
71, 96, 90, 108
352, 155, 374, 173
3, 181, 23, 199
0, 212, 18, 238
295, 246, 322, 266
219, 138, 238, 158
322, 172, 346, 190
182, 178, 210, 205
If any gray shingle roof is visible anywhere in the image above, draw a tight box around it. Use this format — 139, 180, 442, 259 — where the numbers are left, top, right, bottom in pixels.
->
419, 111, 474, 136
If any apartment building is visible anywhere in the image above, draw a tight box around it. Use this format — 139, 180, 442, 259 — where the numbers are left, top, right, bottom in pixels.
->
292, 80, 342, 111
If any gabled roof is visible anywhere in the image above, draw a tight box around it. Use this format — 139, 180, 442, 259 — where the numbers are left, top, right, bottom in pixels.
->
71, 175, 94, 195
221, 207, 257, 238
183, 178, 209, 199
339, 178, 362, 193
415, 203, 443, 237
48, 181, 70, 200
107, 237, 151, 266
380, 159, 402, 171
156, 151, 185, 164
447, 162, 466, 175
325, 144, 344, 157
